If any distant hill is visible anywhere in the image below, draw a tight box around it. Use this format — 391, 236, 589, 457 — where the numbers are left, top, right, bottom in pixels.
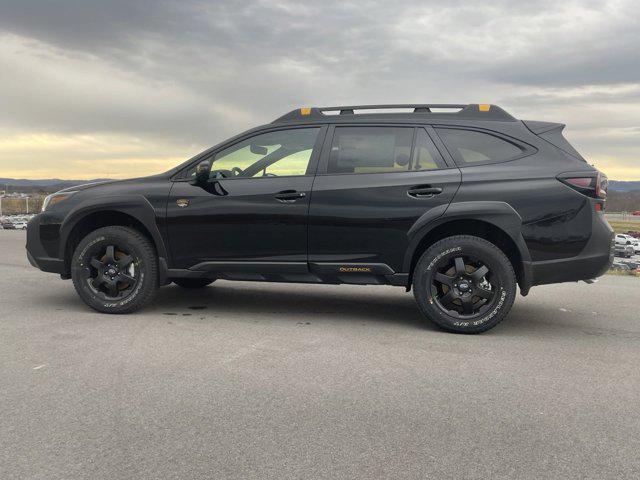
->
0, 178, 110, 187
603, 182, 640, 211
608, 180, 640, 192
607, 190, 640, 212
0, 178, 111, 194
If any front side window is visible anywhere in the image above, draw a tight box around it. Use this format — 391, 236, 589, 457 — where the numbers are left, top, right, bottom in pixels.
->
436, 128, 524, 165
187, 128, 320, 179
327, 127, 413, 174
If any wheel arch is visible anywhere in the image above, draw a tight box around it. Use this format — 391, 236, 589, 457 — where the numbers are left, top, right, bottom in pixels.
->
59, 195, 168, 277
404, 202, 533, 294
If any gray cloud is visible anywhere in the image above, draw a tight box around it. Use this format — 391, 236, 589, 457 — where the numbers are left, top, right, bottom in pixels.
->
0, 0, 638, 176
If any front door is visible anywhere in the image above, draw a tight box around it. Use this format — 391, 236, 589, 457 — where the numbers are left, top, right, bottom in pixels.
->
166, 126, 325, 271
308, 126, 461, 273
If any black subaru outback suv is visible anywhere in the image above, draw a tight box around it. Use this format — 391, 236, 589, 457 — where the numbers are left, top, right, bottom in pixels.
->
26, 104, 613, 333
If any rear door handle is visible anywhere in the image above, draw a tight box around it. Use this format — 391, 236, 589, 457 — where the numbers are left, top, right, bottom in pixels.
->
275, 190, 306, 202
407, 186, 443, 198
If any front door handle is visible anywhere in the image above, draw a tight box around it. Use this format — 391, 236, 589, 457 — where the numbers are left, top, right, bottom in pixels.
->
407, 186, 443, 198
275, 190, 306, 202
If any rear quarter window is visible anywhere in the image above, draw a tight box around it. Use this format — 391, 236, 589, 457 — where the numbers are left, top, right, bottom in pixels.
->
436, 128, 526, 165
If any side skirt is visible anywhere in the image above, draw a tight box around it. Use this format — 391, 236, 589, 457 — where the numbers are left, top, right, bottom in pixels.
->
165, 261, 409, 287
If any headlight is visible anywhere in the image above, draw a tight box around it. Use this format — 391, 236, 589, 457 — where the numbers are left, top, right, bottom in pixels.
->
42, 191, 77, 211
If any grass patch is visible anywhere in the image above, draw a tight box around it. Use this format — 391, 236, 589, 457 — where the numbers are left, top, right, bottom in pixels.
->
606, 269, 639, 277
608, 219, 640, 234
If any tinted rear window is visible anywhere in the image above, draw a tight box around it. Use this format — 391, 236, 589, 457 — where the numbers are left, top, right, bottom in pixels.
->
436, 128, 524, 165
328, 127, 413, 174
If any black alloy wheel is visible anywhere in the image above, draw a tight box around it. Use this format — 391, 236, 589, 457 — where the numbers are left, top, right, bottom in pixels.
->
87, 244, 138, 301
71, 226, 158, 313
431, 255, 494, 317
413, 235, 517, 334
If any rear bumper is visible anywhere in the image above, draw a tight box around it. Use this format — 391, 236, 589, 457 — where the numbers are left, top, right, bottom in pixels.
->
26, 215, 65, 274
529, 211, 614, 286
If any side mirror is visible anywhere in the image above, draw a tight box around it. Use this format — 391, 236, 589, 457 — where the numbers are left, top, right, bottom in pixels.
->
191, 160, 210, 186
250, 144, 268, 155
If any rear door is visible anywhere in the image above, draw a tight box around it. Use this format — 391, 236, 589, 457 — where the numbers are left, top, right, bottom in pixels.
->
308, 125, 461, 274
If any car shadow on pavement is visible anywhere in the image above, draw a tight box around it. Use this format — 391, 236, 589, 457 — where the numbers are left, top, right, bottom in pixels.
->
35, 281, 631, 337
148, 282, 432, 330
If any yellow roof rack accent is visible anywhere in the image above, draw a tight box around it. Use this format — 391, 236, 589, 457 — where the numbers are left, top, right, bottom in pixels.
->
272, 104, 514, 123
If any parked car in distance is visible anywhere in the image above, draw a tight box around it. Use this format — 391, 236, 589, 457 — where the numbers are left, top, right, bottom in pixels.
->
632, 211, 640, 216
614, 244, 634, 258
26, 103, 614, 334
1, 222, 16, 230
615, 234, 640, 253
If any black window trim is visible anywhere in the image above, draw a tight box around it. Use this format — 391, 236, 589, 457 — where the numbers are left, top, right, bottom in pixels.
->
171, 124, 328, 182
413, 126, 453, 171
432, 125, 537, 167
316, 123, 457, 176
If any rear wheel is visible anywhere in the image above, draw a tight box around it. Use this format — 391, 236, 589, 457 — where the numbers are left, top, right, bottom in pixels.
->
172, 278, 215, 289
413, 235, 517, 334
71, 226, 158, 313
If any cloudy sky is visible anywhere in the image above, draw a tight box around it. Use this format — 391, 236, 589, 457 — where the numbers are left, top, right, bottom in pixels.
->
0, 0, 638, 180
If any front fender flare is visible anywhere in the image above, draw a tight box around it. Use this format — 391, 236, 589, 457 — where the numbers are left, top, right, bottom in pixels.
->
59, 195, 168, 261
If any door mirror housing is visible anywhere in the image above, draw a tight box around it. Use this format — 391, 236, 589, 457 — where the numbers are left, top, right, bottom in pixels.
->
191, 160, 210, 187
250, 144, 268, 155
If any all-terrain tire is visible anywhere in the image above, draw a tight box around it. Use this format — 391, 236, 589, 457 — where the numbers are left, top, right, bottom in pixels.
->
71, 226, 159, 314
412, 235, 517, 334
172, 278, 215, 289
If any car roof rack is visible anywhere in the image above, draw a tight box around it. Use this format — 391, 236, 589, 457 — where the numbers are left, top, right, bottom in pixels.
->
272, 104, 516, 123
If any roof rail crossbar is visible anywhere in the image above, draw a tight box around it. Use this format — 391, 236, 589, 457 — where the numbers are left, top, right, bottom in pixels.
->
272, 104, 516, 123
321, 104, 467, 113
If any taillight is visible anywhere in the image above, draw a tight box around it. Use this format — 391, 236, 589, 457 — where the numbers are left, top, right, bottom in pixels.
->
596, 172, 608, 199
565, 177, 592, 188
558, 171, 607, 199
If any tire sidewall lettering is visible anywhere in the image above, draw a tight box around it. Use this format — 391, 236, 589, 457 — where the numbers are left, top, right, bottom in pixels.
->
415, 237, 516, 333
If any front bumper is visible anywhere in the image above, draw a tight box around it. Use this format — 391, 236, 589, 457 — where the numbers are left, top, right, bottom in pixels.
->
26, 214, 65, 274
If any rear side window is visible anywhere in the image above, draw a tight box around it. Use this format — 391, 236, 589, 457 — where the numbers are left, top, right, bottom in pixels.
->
436, 128, 524, 165
328, 127, 413, 174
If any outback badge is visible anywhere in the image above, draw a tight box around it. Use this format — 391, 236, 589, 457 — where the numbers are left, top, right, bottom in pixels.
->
176, 198, 190, 208
339, 266, 372, 273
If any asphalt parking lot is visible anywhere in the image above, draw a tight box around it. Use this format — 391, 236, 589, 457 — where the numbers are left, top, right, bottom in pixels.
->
1, 230, 639, 480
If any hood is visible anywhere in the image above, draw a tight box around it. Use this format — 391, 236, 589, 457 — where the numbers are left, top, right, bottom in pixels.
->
57, 179, 120, 193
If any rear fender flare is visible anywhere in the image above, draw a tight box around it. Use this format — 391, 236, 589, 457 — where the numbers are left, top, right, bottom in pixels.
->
403, 201, 531, 274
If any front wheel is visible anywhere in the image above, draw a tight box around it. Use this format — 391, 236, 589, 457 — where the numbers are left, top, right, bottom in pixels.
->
412, 235, 517, 334
71, 226, 159, 314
